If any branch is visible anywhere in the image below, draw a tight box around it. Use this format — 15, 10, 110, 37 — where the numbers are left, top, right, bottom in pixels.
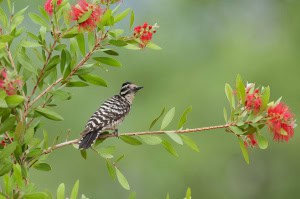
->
28, 34, 106, 108
43, 123, 233, 154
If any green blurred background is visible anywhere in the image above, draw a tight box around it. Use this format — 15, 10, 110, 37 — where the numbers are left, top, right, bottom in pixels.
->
6, 0, 300, 198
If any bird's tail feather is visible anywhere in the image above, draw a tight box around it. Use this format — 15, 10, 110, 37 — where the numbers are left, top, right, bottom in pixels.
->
79, 131, 99, 149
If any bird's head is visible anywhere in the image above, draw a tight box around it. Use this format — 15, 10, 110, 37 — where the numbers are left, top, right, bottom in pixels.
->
119, 81, 143, 103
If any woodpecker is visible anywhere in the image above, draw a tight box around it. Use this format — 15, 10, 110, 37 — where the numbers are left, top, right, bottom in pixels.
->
78, 82, 143, 149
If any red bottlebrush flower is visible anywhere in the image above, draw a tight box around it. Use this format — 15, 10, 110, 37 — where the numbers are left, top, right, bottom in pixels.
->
245, 84, 262, 113
0, 69, 22, 96
44, 0, 63, 15
244, 134, 257, 148
133, 22, 158, 48
267, 102, 295, 142
71, 0, 102, 31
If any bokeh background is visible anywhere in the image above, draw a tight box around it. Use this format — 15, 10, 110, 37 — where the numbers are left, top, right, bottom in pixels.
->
5, 0, 300, 198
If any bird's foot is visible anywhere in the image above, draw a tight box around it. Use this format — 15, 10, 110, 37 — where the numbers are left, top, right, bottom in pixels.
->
113, 129, 119, 138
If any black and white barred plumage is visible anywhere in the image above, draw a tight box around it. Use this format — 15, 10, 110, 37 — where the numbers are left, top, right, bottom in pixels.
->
78, 82, 143, 149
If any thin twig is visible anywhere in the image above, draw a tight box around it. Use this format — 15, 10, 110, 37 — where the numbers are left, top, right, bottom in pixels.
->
43, 124, 233, 154
28, 34, 106, 108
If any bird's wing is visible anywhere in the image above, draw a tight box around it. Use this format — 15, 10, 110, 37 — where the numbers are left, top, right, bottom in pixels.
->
84, 96, 130, 133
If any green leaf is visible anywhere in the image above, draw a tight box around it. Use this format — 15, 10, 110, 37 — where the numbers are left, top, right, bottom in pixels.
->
161, 107, 175, 130
124, 43, 140, 50
35, 107, 64, 121
109, 39, 127, 46
165, 132, 183, 145
79, 74, 107, 86
66, 81, 89, 87
5, 95, 25, 107
146, 42, 162, 50
238, 137, 249, 164
100, 9, 112, 26
12, 164, 23, 188
280, 128, 288, 136
15, 121, 25, 143
0, 8, 8, 29
166, 193, 170, 199
114, 8, 130, 23
149, 107, 165, 130
96, 146, 116, 159
33, 163, 51, 171
57, 183, 65, 199
180, 134, 200, 152
223, 107, 228, 122
178, 106, 192, 129
50, 90, 71, 101
229, 126, 244, 135
29, 13, 49, 28
102, 49, 119, 56
236, 74, 245, 104
130, 10, 134, 28
0, 35, 13, 43
261, 86, 270, 111
21, 41, 42, 48
24, 127, 34, 144
185, 187, 191, 199
120, 135, 142, 145
256, 133, 268, 149
27, 148, 43, 157
0, 159, 13, 176
78, 8, 92, 23
87, 32, 95, 51
76, 33, 85, 57
70, 180, 79, 199
0, 117, 16, 135
128, 192, 136, 199
106, 160, 116, 180
93, 57, 122, 67
116, 168, 130, 190
24, 192, 48, 199
80, 150, 87, 160
139, 135, 162, 145
225, 83, 235, 109
0, 142, 17, 160
0, 98, 8, 108
162, 140, 178, 157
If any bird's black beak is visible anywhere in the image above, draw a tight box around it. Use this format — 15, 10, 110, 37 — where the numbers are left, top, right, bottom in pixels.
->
134, 86, 143, 91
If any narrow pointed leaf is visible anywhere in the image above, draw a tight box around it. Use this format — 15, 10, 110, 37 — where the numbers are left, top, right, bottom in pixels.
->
225, 83, 235, 109
238, 137, 249, 164
35, 107, 64, 121
116, 168, 130, 190
139, 135, 162, 145
106, 160, 116, 180
130, 11, 134, 28
178, 106, 192, 129
114, 8, 130, 23
5, 95, 25, 108
120, 135, 142, 145
236, 74, 246, 104
180, 135, 199, 152
162, 140, 178, 157
256, 133, 268, 149
149, 107, 165, 130
70, 180, 79, 199
261, 86, 270, 111
161, 107, 175, 130
79, 74, 107, 86
57, 183, 65, 199
165, 132, 183, 145
185, 187, 191, 199
33, 163, 51, 171
93, 57, 122, 67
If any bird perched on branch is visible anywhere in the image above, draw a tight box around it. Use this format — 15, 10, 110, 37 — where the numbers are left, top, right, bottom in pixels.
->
78, 82, 143, 149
